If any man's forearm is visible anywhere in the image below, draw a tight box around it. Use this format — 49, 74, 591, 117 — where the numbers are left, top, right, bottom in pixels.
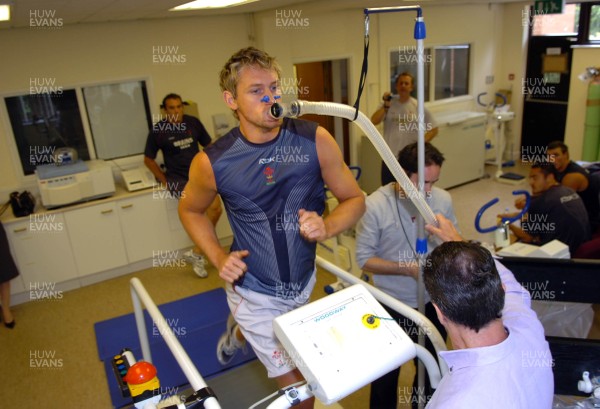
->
425, 127, 438, 142
144, 157, 167, 184
371, 107, 387, 125
323, 196, 365, 239
179, 210, 227, 268
494, 260, 535, 316
363, 256, 417, 278
509, 224, 535, 243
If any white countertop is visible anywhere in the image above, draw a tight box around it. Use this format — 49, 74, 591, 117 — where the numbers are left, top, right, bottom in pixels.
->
435, 110, 486, 127
0, 183, 161, 223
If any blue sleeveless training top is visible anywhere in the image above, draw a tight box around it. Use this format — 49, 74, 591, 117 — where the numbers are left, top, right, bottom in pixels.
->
204, 118, 325, 298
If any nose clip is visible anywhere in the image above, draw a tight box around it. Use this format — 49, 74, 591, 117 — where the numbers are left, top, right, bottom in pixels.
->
260, 95, 281, 103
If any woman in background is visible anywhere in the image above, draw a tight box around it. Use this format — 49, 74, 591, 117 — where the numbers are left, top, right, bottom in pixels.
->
0, 221, 18, 328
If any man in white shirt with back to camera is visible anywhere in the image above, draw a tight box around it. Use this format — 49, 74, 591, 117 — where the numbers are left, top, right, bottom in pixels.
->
423, 214, 554, 409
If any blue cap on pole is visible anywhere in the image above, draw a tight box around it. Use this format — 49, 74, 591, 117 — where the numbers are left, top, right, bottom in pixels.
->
416, 237, 428, 255
414, 18, 426, 40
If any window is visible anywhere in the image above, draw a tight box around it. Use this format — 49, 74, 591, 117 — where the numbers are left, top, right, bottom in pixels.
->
589, 4, 600, 41
4, 79, 152, 176
389, 44, 470, 103
5, 90, 90, 175
82, 81, 152, 160
433, 45, 470, 100
531, 4, 580, 36
530, 2, 600, 44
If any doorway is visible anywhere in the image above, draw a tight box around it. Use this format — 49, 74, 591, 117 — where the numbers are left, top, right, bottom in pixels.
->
521, 36, 575, 149
521, 5, 579, 151
293, 59, 351, 164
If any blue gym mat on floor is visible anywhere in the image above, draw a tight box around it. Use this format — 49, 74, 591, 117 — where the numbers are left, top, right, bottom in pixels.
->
94, 287, 257, 408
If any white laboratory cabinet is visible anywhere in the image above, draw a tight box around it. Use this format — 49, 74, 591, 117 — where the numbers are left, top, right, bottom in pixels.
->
5, 213, 79, 288
117, 194, 172, 263
164, 196, 194, 251
432, 111, 486, 189
3, 188, 232, 305
64, 202, 129, 277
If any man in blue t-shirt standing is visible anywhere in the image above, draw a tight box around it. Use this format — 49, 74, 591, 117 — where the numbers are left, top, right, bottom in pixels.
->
144, 93, 221, 277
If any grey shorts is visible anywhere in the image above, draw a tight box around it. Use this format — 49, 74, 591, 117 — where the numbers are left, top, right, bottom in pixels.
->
225, 272, 316, 378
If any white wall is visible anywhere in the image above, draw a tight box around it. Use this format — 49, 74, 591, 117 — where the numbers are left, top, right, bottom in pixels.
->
0, 2, 537, 191
253, 2, 529, 166
0, 15, 251, 191
499, 2, 531, 161
253, 6, 365, 165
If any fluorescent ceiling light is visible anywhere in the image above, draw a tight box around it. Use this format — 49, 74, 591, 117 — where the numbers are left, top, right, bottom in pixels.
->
0, 5, 10, 21
170, 0, 258, 11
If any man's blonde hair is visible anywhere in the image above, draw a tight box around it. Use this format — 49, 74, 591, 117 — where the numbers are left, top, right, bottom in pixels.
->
219, 47, 282, 98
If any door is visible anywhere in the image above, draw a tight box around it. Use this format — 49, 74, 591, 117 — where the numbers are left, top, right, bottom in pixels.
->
294, 59, 351, 164
521, 5, 579, 151
294, 61, 335, 134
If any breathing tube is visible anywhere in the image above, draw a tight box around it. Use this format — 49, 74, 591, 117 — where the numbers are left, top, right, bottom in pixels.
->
270, 100, 438, 227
